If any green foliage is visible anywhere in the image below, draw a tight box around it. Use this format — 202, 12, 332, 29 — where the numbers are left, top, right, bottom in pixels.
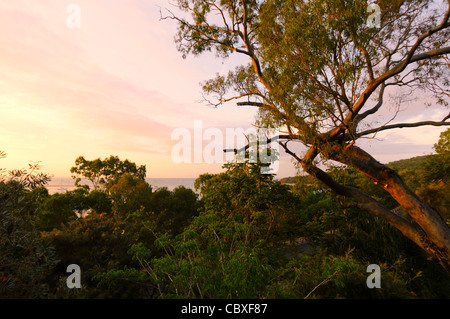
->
416, 130, 450, 222
93, 154, 450, 299
36, 188, 113, 231
383, 129, 450, 222
198, 160, 304, 242
433, 128, 450, 154
269, 252, 422, 299
128, 214, 276, 299
109, 173, 152, 215
87, 190, 113, 214
106, 161, 299, 298
422, 129, 450, 185
70, 155, 146, 190
388, 155, 430, 172
0, 161, 57, 298
41, 157, 201, 298
150, 186, 200, 235
46, 210, 146, 298
173, 0, 261, 59
167, 0, 450, 278
2, 150, 449, 299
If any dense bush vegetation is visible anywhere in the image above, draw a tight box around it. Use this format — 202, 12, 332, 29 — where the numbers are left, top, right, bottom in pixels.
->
1, 130, 449, 298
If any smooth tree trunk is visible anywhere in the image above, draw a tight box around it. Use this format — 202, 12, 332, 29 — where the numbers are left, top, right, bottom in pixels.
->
301, 143, 450, 273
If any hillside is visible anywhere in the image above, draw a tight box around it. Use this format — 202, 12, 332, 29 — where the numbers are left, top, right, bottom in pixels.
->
386, 154, 434, 172
279, 175, 311, 184
279, 154, 435, 183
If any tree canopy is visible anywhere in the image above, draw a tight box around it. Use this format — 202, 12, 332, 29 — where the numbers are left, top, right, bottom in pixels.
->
70, 155, 147, 191
2, 150, 449, 299
164, 0, 450, 272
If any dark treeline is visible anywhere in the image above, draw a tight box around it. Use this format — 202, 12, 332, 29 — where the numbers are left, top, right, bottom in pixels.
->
0, 130, 449, 299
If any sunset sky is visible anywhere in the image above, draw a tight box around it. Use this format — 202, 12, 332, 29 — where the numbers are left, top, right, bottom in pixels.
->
0, 0, 447, 179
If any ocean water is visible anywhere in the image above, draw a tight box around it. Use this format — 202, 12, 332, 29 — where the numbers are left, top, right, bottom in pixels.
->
148, 178, 197, 192
46, 177, 197, 195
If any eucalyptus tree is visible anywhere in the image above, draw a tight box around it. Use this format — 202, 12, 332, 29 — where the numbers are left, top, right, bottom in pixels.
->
164, 0, 450, 271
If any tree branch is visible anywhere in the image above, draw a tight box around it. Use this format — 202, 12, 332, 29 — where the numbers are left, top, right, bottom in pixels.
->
354, 83, 387, 126
278, 140, 303, 163
356, 119, 450, 138
236, 101, 264, 107
350, 46, 450, 124
299, 161, 427, 251
236, 101, 289, 121
223, 134, 297, 154
345, 0, 450, 127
